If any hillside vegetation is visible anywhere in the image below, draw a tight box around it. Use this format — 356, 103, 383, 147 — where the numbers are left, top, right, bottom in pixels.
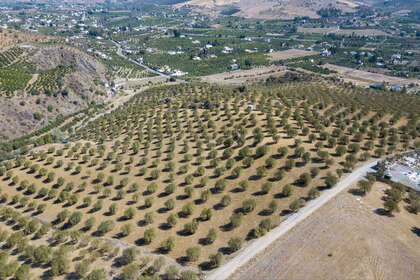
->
0, 45, 108, 142
0, 75, 419, 278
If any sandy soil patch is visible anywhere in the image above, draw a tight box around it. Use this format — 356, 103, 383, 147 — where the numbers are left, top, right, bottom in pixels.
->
115, 76, 167, 89
200, 65, 286, 85
267, 49, 318, 62
231, 182, 420, 280
324, 63, 420, 87
298, 27, 388, 36
337, 0, 359, 8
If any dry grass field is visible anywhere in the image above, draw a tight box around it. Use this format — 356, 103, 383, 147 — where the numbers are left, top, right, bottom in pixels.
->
176, 0, 356, 19
0, 76, 419, 278
230, 181, 420, 280
324, 63, 420, 87
267, 49, 318, 62
200, 65, 286, 85
298, 27, 388, 36
0, 29, 50, 51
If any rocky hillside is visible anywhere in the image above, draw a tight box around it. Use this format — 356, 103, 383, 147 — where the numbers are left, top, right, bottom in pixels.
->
0, 45, 108, 142
176, 0, 362, 19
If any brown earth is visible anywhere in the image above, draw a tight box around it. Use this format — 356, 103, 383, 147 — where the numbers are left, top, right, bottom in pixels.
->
176, 0, 357, 19
324, 63, 420, 88
267, 49, 318, 62
0, 46, 108, 142
200, 65, 286, 85
230, 181, 420, 280
0, 28, 51, 51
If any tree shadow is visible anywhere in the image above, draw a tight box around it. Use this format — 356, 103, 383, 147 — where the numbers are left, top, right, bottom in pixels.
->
374, 208, 390, 216
411, 226, 420, 238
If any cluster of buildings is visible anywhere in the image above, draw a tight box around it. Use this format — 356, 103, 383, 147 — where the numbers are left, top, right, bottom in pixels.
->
382, 151, 420, 191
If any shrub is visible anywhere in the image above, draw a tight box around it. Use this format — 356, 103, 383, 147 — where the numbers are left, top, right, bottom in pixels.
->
167, 214, 178, 227
209, 252, 224, 268
299, 173, 312, 187
147, 182, 158, 194
181, 202, 194, 217
228, 237, 243, 252
144, 228, 156, 244
165, 198, 175, 210
230, 213, 243, 228
67, 212, 82, 227
214, 179, 227, 192
200, 208, 213, 221
325, 173, 338, 188
186, 247, 201, 262
165, 183, 176, 194
221, 195, 232, 207
97, 220, 115, 235
242, 199, 256, 213
124, 207, 136, 220
181, 270, 199, 280
289, 199, 305, 212
85, 269, 107, 280
184, 220, 199, 235
122, 247, 139, 265
161, 237, 175, 252
206, 228, 218, 244
261, 182, 273, 194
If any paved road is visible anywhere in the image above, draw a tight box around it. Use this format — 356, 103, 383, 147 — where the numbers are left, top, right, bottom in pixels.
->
206, 159, 379, 280
111, 40, 171, 78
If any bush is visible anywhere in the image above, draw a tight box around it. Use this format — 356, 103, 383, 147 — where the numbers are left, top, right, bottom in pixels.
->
206, 228, 218, 244
325, 173, 338, 188
289, 199, 305, 212
255, 146, 268, 158
228, 237, 243, 252
181, 270, 199, 280
122, 263, 139, 280
122, 247, 139, 265
200, 208, 213, 221
242, 199, 256, 213
214, 179, 227, 193
221, 195, 232, 207
75, 261, 90, 278
186, 246, 201, 262
124, 207, 136, 220
161, 237, 175, 252
167, 214, 178, 227
230, 212, 243, 228
97, 220, 115, 235
144, 228, 156, 244
261, 182, 273, 194
85, 269, 107, 280
184, 220, 199, 235
209, 252, 224, 268
67, 211, 82, 227
181, 202, 194, 217
308, 187, 320, 200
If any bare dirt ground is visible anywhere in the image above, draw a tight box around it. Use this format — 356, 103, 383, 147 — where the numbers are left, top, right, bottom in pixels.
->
176, 0, 355, 19
298, 27, 388, 36
267, 49, 318, 62
324, 63, 420, 87
200, 65, 286, 85
114, 76, 167, 89
0, 28, 50, 51
230, 181, 420, 280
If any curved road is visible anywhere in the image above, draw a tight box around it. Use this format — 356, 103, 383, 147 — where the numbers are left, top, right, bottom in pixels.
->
111, 40, 170, 78
206, 159, 379, 280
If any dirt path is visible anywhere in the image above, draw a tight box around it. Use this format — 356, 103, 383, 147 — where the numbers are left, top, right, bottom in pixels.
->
206, 159, 379, 280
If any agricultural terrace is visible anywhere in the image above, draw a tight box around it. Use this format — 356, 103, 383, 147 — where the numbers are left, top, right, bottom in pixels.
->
0, 47, 34, 96
1, 76, 419, 273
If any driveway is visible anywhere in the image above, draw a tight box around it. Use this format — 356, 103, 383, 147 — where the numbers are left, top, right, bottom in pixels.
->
206, 160, 379, 280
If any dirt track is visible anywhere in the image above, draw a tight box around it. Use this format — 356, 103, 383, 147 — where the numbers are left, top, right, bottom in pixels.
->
229, 181, 420, 280
206, 160, 379, 280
